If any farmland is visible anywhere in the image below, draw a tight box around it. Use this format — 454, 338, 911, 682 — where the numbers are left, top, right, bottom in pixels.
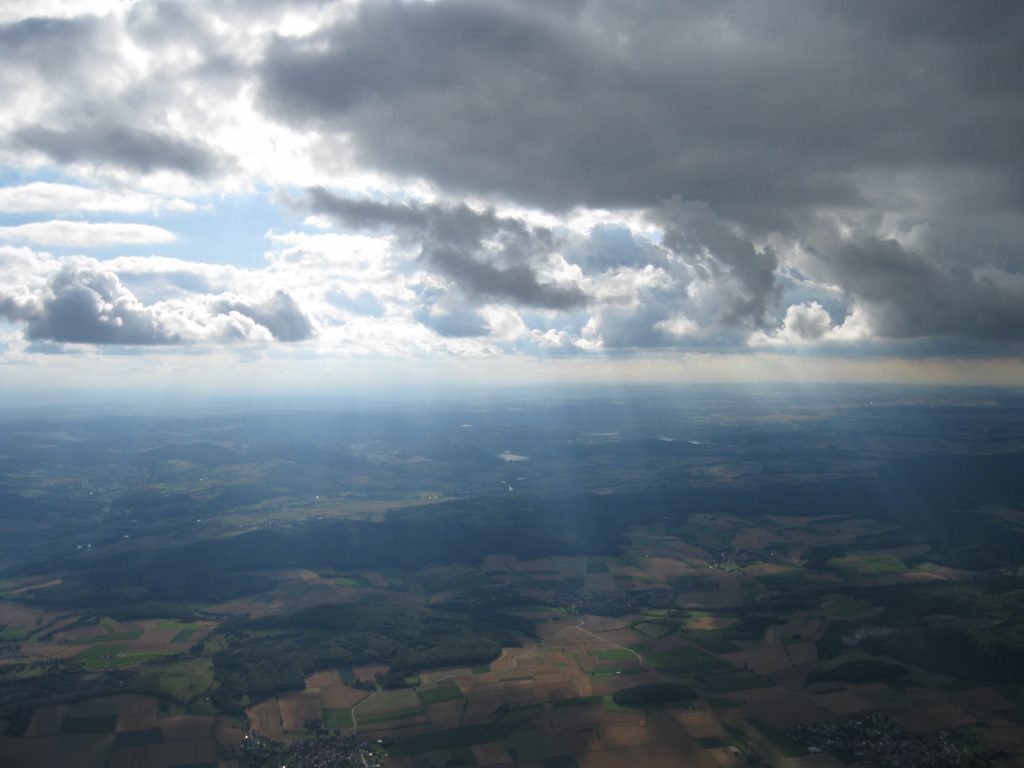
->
0, 386, 1023, 766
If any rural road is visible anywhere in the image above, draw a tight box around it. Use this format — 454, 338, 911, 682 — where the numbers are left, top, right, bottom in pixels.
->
350, 688, 377, 737
575, 615, 648, 669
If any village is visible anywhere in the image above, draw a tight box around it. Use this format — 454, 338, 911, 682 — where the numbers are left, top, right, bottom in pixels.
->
223, 730, 382, 768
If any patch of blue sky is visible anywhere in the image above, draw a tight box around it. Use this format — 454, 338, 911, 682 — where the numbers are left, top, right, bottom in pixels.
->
0, 183, 305, 266
152, 191, 303, 267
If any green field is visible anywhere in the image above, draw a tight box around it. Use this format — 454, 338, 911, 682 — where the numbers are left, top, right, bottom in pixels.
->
324, 708, 354, 728
358, 707, 424, 725
77, 644, 176, 671
135, 657, 214, 702
632, 644, 729, 674
72, 630, 144, 644
593, 649, 636, 661
399, 720, 530, 753
829, 553, 909, 576
334, 576, 370, 588
416, 685, 465, 705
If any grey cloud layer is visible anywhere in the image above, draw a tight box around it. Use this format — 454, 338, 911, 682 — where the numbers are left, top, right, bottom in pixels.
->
260, 1, 1024, 216
306, 188, 587, 310
819, 237, 1024, 342
16, 123, 225, 177
2, 1, 1022, 355
259, 0, 1024, 348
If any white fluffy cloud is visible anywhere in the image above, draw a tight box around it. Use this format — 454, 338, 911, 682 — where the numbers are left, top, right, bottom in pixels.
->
0, 250, 315, 346
0, 182, 197, 214
0, 220, 176, 247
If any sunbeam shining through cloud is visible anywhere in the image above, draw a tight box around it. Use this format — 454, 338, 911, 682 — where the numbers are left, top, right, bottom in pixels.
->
1, 0, 1023, 399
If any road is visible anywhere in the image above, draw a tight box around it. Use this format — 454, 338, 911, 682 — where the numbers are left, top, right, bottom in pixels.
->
350, 688, 377, 737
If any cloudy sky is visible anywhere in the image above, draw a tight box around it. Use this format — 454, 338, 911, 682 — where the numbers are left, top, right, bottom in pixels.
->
1, 0, 1023, 397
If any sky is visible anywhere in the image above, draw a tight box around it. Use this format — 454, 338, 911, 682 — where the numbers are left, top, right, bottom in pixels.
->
1, 0, 1023, 400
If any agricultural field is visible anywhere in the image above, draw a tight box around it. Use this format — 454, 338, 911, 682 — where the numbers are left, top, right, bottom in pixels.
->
1, 390, 1023, 766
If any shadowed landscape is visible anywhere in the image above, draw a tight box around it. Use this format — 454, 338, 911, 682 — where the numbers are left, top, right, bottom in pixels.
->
0, 385, 1022, 767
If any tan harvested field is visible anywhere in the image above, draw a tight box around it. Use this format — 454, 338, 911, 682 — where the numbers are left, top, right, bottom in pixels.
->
594, 627, 647, 648
776, 755, 848, 767
552, 556, 587, 576
461, 683, 510, 724
685, 614, 737, 630
585, 573, 619, 592
116, 695, 159, 731
352, 663, 389, 682
305, 668, 342, 689
424, 699, 465, 730
471, 739, 513, 765
357, 714, 430, 736
638, 557, 693, 580
0, 599, 54, 626
535, 678, 579, 701
725, 685, 792, 704
279, 693, 323, 732
661, 539, 714, 561
806, 689, 874, 715
952, 686, 1017, 712
361, 571, 390, 587
894, 695, 976, 731
783, 640, 818, 665
892, 707, 945, 734
722, 644, 793, 674
481, 554, 516, 572
215, 714, 245, 748
672, 709, 731, 739
782, 529, 834, 546
982, 724, 1024, 755
591, 724, 649, 748
583, 616, 632, 632
577, 741, 708, 768
246, 699, 283, 739
746, 562, 795, 576
320, 683, 372, 709
747, 694, 837, 730
110, 738, 216, 768
541, 709, 645, 752
25, 704, 63, 737
516, 557, 559, 573
590, 670, 666, 697
0, 734, 101, 768
503, 680, 550, 708
731, 528, 789, 549
708, 745, 748, 765
160, 714, 212, 742
854, 683, 913, 714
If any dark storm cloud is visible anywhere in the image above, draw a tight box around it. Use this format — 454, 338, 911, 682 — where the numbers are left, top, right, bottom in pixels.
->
305, 188, 586, 309
655, 198, 779, 328
256, 0, 1024, 350
819, 237, 1024, 341
260, 0, 1024, 216
15, 123, 225, 178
